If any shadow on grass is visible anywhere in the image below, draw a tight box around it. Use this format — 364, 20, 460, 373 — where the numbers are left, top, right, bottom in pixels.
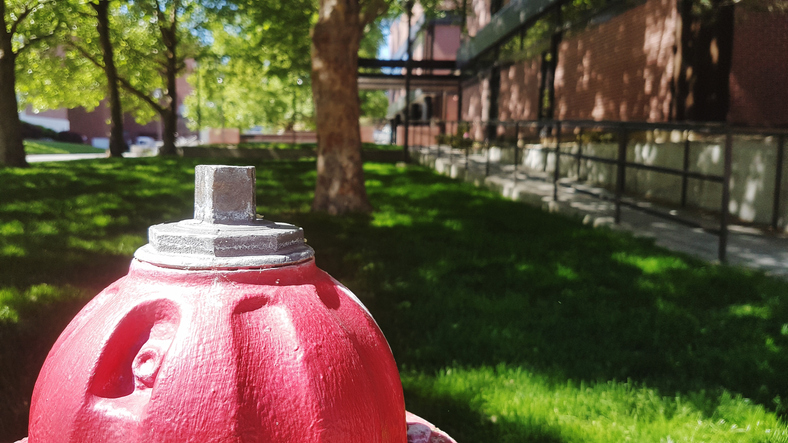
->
305, 164, 788, 438
1, 158, 787, 442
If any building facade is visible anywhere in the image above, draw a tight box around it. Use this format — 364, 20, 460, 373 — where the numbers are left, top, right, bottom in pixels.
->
20, 64, 195, 147
458, 0, 788, 129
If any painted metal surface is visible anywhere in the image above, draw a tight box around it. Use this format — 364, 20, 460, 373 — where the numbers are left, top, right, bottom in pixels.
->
25, 165, 418, 442
28, 259, 406, 442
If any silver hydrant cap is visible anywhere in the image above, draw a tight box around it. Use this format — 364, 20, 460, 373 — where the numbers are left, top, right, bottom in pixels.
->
134, 165, 314, 269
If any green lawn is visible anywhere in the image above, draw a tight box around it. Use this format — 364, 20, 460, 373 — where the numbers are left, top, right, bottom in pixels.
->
1, 158, 788, 442
23, 140, 106, 155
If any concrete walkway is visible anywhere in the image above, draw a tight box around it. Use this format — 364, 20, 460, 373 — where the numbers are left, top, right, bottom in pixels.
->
26, 153, 109, 163
413, 146, 788, 279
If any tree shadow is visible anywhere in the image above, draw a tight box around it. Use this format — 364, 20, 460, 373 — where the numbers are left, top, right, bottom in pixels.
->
310, 164, 788, 421
2, 159, 787, 441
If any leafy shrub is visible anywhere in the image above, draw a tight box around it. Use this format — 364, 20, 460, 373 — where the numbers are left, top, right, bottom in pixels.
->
20, 122, 57, 140
55, 131, 85, 144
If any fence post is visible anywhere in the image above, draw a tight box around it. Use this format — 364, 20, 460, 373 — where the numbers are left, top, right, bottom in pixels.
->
553, 121, 562, 201
437, 122, 443, 159
576, 128, 583, 179
450, 126, 455, 167
772, 135, 785, 231
719, 131, 733, 263
514, 122, 520, 184
485, 138, 491, 177
463, 121, 469, 170
542, 125, 549, 172
615, 127, 628, 224
681, 130, 690, 207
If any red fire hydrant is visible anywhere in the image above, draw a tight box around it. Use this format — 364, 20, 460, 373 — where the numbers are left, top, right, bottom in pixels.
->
21, 165, 455, 443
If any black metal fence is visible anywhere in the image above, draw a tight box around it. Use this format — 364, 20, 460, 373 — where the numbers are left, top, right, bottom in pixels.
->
398, 119, 788, 262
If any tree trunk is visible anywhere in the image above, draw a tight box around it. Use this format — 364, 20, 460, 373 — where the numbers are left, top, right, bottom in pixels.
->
94, 0, 127, 157
158, 14, 179, 156
158, 54, 179, 155
0, 28, 28, 168
310, 0, 372, 215
160, 107, 177, 156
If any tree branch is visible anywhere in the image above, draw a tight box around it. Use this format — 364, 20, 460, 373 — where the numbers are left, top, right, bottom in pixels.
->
66, 39, 106, 69
359, 0, 389, 30
67, 39, 164, 115
16, 19, 62, 54
9, 0, 56, 36
123, 42, 169, 70
117, 75, 165, 114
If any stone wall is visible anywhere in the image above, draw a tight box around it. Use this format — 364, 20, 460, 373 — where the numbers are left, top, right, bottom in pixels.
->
519, 133, 788, 228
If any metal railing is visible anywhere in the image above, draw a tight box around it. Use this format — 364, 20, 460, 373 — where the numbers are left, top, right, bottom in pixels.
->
397, 119, 788, 262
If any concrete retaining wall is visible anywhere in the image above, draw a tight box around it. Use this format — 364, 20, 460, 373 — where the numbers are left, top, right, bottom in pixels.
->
416, 135, 788, 230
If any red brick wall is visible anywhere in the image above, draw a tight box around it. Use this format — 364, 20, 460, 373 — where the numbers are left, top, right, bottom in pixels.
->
728, 10, 788, 127
554, 0, 678, 122
462, 77, 488, 139
69, 101, 161, 144
68, 104, 111, 142
433, 25, 462, 60
499, 58, 542, 121
467, 0, 493, 37
443, 93, 460, 121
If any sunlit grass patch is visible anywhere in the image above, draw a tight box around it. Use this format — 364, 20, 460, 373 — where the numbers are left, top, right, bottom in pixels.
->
0, 284, 85, 324
403, 367, 788, 443
613, 252, 689, 274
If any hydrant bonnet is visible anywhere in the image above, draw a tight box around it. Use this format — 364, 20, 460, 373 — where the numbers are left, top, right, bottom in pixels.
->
134, 165, 314, 269
25, 164, 455, 443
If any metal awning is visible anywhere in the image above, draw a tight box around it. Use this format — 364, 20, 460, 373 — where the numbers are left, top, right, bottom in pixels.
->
457, 0, 560, 66
357, 58, 461, 91
358, 74, 460, 91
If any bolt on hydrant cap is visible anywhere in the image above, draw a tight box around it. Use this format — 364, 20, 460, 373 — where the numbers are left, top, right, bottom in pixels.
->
194, 165, 257, 224
134, 165, 314, 269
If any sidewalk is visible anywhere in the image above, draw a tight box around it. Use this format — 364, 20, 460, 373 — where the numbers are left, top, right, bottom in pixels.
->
26, 151, 153, 163
26, 153, 109, 163
413, 146, 788, 279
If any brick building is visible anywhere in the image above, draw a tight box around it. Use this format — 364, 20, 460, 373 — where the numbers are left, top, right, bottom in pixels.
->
457, 0, 788, 129
20, 63, 195, 147
385, 4, 463, 133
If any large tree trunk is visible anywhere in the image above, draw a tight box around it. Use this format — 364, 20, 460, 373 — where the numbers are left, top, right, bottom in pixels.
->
0, 29, 28, 168
310, 0, 372, 215
94, 0, 127, 157
158, 12, 179, 156
158, 53, 178, 156
160, 107, 177, 156
674, 0, 735, 122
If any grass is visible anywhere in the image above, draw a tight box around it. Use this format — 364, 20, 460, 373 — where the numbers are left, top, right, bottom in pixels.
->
23, 140, 106, 155
2, 157, 788, 442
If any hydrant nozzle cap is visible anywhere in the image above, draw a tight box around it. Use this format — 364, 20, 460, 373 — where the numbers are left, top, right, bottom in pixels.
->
194, 165, 257, 224
133, 165, 314, 269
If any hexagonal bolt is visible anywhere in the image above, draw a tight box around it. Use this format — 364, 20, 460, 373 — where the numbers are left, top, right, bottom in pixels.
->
194, 165, 256, 224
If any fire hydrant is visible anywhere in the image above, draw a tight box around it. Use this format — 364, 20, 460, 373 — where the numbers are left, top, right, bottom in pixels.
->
21, 165, 455, 443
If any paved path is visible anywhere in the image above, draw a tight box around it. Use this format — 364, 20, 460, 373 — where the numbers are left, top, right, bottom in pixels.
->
26, 153, 109, 163
414, 146, 788, 279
